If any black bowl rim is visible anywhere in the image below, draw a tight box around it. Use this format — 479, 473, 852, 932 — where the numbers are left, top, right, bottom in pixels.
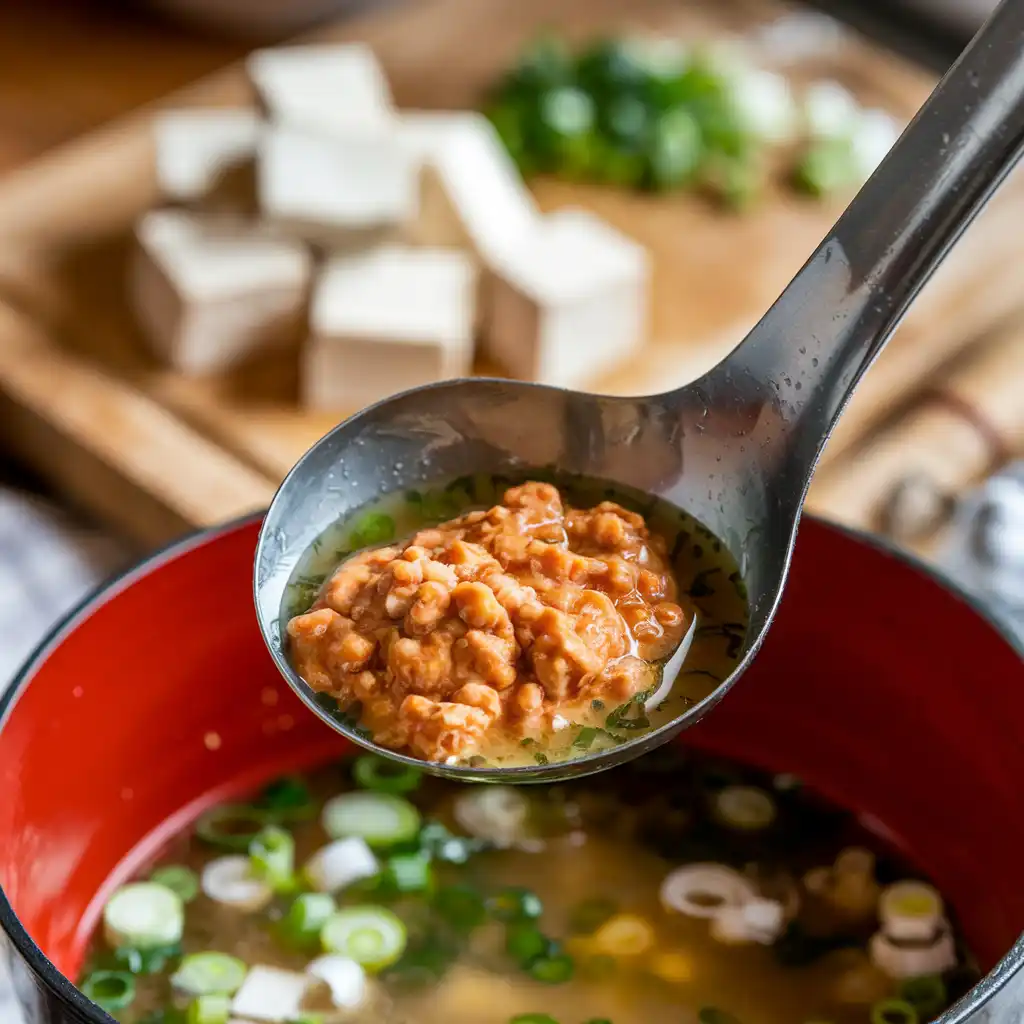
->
0, 511, 1022, 1023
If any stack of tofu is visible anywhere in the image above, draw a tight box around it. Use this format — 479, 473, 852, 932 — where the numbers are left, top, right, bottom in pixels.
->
133, 43, 651, 410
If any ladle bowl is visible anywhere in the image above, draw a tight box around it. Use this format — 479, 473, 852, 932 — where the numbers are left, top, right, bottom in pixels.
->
255, 0, 1024, 780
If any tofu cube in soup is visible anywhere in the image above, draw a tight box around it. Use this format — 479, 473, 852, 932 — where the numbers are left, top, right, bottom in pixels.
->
301, 245, 476, 410
153, 109, 260, 205
247, 43, 393, 132
402, 111, 539, 264
258, 124, 418, 240
131, 210, 311, 375
231, 965, 310, 1022
484, 208, 649, 388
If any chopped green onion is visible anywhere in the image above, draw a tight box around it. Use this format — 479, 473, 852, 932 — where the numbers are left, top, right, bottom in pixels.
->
528, 952, 574, 984
487, 886, 543, 922
568, 897, 618, 934
136, 1011, 185, 1024
80, 970, 136, 1013
280, 892, 337, 947
249, 825, 296, 893
536, 86, 597, 177
576, 38, 648, 96
186, 993, 231, 1024
382, 851, 434, 894
196, 805, 272, 851
257, 776, 316, 820
871, 1000, 920, 1024
103, 882, 184, 950
648, 108, 702, 190
605, 689, 653, 731
349, 512, 396, 549
171, 952, 248, 996
504, 923, 551, 964
383, 926, 462, 989
698, 1009, 743, 1024
322, 792, 421, 848
434, 884, 487, 932
793, 137, 857, 197
150, 865, 200, 903
113, 943, 181, 975
572, 727, 602, 751
510, 1016, 560, 1024
712, 786, 777, 831
583, 1020, 613, 1024
417, 818, 482, 863
508, 32, 573, 93
321, 905, 408, 972
899, 975, 947, 1019
353, 756, 422, 795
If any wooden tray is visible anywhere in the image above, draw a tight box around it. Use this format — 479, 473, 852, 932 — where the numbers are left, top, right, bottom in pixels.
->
0, 0, 1020, 545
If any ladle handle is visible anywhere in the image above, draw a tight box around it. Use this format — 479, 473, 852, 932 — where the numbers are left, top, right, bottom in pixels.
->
709, 0, 1024, 479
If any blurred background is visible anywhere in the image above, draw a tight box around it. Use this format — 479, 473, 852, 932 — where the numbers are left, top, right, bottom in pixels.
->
0, 0, 1022, 687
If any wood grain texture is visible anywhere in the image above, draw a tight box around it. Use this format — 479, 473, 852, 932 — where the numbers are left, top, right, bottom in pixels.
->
0, 0, 247, 173
0, 0, 1019, 541
0, 304, 275, 545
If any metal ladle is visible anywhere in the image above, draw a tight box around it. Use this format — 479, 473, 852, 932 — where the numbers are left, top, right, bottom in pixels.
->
255, 0, 1024, 783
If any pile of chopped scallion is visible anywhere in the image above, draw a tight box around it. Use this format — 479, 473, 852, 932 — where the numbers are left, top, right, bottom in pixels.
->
484, 33, 900, 206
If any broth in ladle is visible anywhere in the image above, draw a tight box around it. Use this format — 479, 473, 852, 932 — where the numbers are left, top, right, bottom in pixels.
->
282, 475, 748, 768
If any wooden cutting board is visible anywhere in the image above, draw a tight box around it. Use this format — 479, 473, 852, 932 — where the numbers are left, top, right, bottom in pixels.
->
0, 0, 1020, 545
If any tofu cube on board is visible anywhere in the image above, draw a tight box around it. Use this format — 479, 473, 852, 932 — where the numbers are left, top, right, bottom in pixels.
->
247, 43, 393, 132
131, 209, 312, 376
484, 208, 649, 389
258, 123, 417, 241
401, 111, 539, 265
302, 244, 477, 410
153, 109, 260, 205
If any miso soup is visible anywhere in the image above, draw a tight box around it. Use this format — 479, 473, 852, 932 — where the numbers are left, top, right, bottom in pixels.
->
79, 747, 977, 1024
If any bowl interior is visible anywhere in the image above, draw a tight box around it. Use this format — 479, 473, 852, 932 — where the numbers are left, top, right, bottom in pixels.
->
1, 517, 1023, 992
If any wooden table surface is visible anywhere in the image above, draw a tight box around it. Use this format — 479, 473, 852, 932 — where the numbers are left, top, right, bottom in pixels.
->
0, 0, 249, 175
0, 0, 250, 503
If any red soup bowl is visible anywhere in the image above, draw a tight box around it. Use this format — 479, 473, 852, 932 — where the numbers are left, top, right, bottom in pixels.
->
0, 515, 1023, 1023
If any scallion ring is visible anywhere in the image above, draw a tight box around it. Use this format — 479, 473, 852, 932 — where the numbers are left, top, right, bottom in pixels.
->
870, 999, 919, 1024
196, 805, 273, 852
149, 865, 200, 903
353, 755, 422, 794
171, 952, 248, 996
80, 970, 136, 1013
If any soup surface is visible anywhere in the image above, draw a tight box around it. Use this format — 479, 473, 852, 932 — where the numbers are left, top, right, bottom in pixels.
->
79, 748, 978, 1024
283, 475, 748, 767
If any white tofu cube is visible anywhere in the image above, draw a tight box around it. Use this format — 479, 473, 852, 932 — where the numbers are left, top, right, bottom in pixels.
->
231, 966, 310, 1023
258, 123, 417, 241
153, 109, 260, 203
402, 111, 539, 265
484, 208, 649, 388
247, 43, 393, 132
131, 209, 311, 375
302, 244, 477, 410
303, 837, 379, 893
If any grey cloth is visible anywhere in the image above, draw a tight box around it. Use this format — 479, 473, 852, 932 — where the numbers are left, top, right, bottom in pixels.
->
0, 488, 130, 683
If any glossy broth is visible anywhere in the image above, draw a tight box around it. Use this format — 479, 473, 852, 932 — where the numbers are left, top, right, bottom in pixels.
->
80, 748, 978, 1024
283, 473, 749, 767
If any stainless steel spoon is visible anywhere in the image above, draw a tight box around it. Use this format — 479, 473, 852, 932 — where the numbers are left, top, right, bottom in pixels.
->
255, 0, 1024, 783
